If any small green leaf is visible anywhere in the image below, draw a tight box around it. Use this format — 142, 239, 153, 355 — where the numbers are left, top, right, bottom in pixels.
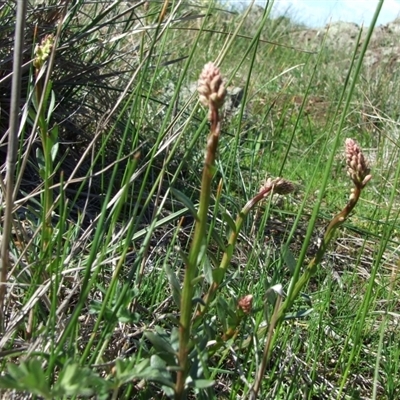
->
170, 327, 180, 353
58, 363, 78, 386
283, 246, 297, 274
210, 229, 226, 251
2, 360, 52, 398
216, 297, 229, 330
191, 275, 204, 286
89, 301, 115, 322
56, 364, 93, 396
137, 365, 175, 390
7, 362, 27, 380
188, 379, 215, 389
212, 268, 225, 285
162, 385, 175, 397
203, 254, 213, 284
47, 89, 56, 121
114, 359, 150, 385
117, 308, 140, 323
207, 250, 219, 268
0, 374, 22, 391
196, 241, 207, 265
222, 210, 236, 234
170, 187, 199, 221
50, 137, 59, 162
49, 123, 59, 143
54, 361, 108, 398
144, 331, 176, 355
284, 308, 314, 320
36, 147, 45, 175
43, 80, 53, 113
300, 292, 313, 306
178, 248, 190, 266
150, 354, 167, 369
165, 264, 181, 307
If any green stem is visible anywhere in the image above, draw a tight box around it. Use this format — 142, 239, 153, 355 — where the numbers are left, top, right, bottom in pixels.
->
175, 116, 220, 399
278, 186, 361, 321
248, 186, 363, 398
35, 78, 53, 255
240, 186, 363, 352
200, 186, 273, 312
43, 134, 53, 254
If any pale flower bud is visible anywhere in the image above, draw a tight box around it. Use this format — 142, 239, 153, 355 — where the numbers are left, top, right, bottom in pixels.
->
238, 295, 253, 314
198, 62, 226, 110
33, 34, 54, 69
345, 138, 371, 188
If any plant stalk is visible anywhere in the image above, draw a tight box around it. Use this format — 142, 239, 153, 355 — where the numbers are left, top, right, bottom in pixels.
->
175, 116, 221, 400
0, 0, 27, 331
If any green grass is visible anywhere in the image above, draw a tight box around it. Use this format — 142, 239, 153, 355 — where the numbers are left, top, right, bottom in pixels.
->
0, 0, 399, 399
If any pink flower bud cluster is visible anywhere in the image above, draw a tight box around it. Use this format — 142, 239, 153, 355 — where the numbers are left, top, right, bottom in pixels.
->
238, 295, 253, 314
345, 138, 372, 189
198, 62, 226, 111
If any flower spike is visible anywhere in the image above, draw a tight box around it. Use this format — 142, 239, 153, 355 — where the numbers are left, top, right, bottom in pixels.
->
345, 138, 372, 189
198, 62, 226, 113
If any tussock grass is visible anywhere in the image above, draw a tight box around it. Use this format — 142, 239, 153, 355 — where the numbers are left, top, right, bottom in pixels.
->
0, 1, 399, 399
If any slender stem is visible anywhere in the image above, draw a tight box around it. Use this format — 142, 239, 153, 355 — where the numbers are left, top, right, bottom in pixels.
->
33, 34, 58, 260
200, 187, 273, 312
277, 186, 361, 322
249, 294, 282, 400
175, 118, 220, 399
248, 185, 364, 399
0, 0, 27, 331
176, 62, 227, 399
247, 186, 363, 366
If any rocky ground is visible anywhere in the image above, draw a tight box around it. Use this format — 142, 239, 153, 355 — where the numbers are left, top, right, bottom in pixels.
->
244, 4, 400, 71
295, 18, 400, 70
